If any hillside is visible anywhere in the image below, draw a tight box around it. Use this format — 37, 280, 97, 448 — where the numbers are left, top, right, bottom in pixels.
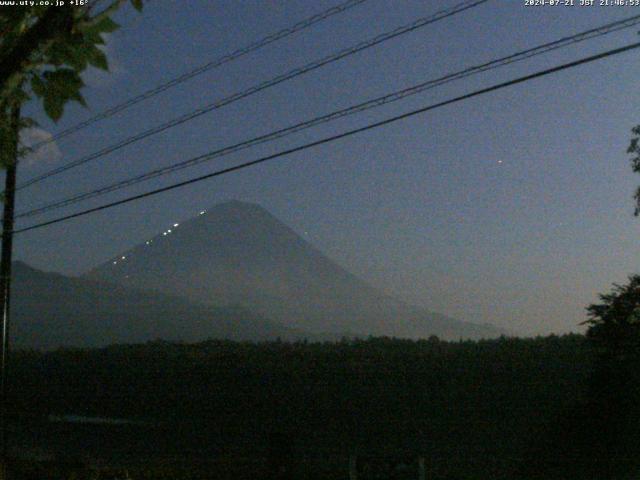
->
11, 261, 307, 349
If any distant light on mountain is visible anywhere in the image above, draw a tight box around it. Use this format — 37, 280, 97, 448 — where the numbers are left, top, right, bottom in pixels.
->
87, 201, 505, 340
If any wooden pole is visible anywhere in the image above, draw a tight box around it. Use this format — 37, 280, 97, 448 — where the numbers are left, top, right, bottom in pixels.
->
0, 103, 20, 479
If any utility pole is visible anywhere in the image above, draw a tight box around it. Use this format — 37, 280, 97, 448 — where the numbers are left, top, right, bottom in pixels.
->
0, 103, 20, 477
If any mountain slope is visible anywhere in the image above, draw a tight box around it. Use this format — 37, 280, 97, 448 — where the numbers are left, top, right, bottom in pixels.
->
11, 262, 308, 350
86, 201, 503, 340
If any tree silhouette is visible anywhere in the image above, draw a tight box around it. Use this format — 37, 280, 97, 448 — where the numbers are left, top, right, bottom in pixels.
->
627, 126, 640, 216
578, 276, 640, 479
584, 275, 640, 362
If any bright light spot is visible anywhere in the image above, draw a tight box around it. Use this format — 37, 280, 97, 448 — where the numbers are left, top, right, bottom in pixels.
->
167, 229, 172, 233
113, 261, 117, 265
146, 241, 150, 245
199, 211, 205, 215
163, 232, 167, 236
121, 256, 126, 260
173, 223, 179, 227
497, 160, 503, 164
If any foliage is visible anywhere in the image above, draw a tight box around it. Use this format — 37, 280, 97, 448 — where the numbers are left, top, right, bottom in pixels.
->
0, 0, 143, 167
9, 335, 592, 479
627, 126, 640, 215
583, 275, 640, 357
550, 276, 640, 479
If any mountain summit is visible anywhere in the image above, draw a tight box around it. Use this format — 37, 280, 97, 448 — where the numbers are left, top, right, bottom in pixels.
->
87, 201, 503, 340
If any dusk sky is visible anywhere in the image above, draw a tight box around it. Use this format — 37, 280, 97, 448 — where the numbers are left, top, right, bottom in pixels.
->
11, 0, 640, 336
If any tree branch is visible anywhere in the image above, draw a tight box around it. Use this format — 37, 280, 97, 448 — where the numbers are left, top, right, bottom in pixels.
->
0, 7, 74, 95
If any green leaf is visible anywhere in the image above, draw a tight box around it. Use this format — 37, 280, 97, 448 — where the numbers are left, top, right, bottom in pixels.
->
30, 75, 46, 98
69, 89, 87, 108
44, 68, 85, 94
47, 43, 66, 66
47, 41, 89, 71
40, 69, 87, 121
92, 16, 119, 34
87, 47, 109, 71
82, 30, 106, 46
43, 94, 64, 122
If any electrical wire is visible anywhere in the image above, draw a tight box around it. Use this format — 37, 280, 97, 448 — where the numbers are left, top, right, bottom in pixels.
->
16, 0, 489, 191
12, 41, 640, 236
27, 0, 370, 151
16, 13, 640, 220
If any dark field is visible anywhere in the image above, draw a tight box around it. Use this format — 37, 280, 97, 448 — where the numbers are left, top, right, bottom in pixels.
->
5, 334, 613, 478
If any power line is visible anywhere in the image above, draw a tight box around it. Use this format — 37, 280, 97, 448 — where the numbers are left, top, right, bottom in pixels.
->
27, 0, 370, 151
16, 13, 640, 220
16, 0, 489, 191
12, 41, 640, 236
18, 0, 486, 190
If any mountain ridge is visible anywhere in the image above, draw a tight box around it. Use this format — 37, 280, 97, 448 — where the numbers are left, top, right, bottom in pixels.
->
11, 260, 316, 350
86, 200, 504, 340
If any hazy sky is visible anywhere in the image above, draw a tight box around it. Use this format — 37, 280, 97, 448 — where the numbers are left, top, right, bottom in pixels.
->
10, 0, 640, 336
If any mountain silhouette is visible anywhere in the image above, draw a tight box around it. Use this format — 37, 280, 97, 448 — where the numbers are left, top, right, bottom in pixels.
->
86, 201, 503, 340
11, 261, 310, 350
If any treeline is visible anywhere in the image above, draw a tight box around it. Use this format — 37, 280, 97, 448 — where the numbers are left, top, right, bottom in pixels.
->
8, 335, 597, 478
